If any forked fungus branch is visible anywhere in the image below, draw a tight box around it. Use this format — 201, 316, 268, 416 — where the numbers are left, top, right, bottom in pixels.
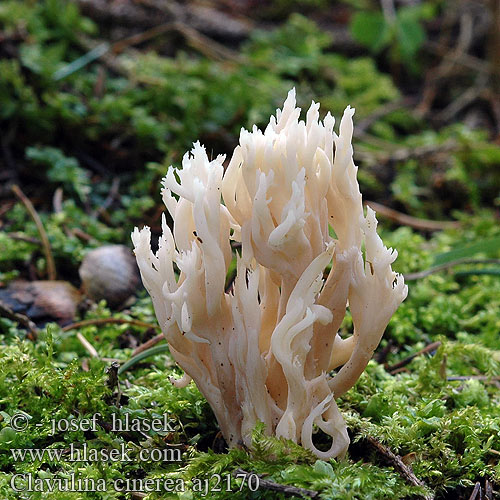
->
132, 89, 408, 459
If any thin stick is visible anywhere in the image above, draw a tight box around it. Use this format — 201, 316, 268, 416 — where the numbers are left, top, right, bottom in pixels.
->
70, 18, 241, 82
436, 73, 488, 123
71, 227, 96, 242
171, 21, 241, 62
425, 40, 497, 76
112, 20, 241, 62
468, 482, 481, 500
366, 437, 433, 499
233, 469, 319, 499
386, 342, 442, 374
111, 23, 176, 54
357, 139, 458, 164
447, 375, 500, 382
132, 333, 165, 357
485, 479, 493, 500
76, 332, 99, 358
6, 232, 41, 245
0, 300, 38, 339
12, 185, 56, 280
62, 317, 159, 332
365, 201, 460, 232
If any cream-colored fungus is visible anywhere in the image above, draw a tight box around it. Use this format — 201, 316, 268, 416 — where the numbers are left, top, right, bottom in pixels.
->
132, 89, 407, 459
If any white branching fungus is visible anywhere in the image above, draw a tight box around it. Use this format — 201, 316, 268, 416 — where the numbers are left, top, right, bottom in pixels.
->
132, 89, 407, 459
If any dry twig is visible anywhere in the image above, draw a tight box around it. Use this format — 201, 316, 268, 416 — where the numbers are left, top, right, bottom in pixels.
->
366, 437, 433, 500
485, 480, 493, 500
468, 482, 481, 500
62, 318, 159, 332
71, 227, 96, 243
436, 73, 489, 123
0, 300, 38, 339
357, 139, 458, 165
76, 332, 99, 358
425, 40, 495, 76
233, 469, 319, 499
6, 232, 41, 245
365, 201, 460, 232
131, 333, 165, 357
386, 342, 442, 374
12, 185, 57, 281
169, 21, 241, 62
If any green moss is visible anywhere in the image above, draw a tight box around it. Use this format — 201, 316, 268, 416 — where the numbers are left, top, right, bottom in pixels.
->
0, 2, 499, 498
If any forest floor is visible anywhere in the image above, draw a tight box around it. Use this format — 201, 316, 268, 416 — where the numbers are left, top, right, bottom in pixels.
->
0, 1, 499, 499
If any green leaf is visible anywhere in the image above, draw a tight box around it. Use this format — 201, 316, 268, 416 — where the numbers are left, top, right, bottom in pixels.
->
26, 146, 91, 202
118, 344, 170, 375
313, 460, 334, 477
395, 15, 425, 59
433, 236, 500, 266
350, 11, 391, 53
53, 42, 109, 81
0, 427, 17, 445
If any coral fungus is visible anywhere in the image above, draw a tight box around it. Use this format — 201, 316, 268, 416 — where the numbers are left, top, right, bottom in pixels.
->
132, 89, 407, 458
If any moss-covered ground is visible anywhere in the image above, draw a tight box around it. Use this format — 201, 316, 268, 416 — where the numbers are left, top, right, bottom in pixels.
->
1, 1, 499, 498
